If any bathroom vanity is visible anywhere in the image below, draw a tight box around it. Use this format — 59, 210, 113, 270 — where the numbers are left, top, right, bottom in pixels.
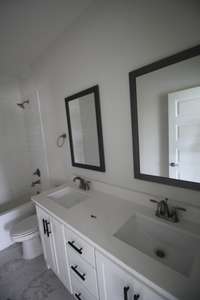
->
32, 183, 200, 300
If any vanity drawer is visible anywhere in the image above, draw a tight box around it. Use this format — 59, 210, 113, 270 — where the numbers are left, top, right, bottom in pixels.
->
65, 227, 95, 267
68, 248, 98, 298
71, 274, 98, 300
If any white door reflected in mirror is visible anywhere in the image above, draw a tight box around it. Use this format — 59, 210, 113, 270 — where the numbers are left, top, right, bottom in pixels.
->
168, 87, 200, 182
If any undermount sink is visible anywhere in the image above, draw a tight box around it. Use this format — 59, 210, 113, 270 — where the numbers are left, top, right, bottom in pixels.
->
114, 213, 200, 277
48, 186, 88, 209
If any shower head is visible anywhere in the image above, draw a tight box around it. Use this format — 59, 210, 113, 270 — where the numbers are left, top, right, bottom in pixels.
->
17, 100, 29, 109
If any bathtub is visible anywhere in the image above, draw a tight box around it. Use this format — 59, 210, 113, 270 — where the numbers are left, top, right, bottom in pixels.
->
0, 199, 35, 251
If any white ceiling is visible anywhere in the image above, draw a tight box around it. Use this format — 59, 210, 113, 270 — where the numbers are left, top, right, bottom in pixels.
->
0, 0, 93, 79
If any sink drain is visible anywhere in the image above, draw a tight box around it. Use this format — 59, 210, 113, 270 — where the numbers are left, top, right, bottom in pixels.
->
155, 249, 166, 258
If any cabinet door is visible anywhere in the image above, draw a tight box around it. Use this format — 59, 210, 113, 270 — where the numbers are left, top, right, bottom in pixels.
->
51, 217, 72, 292
96, 251, 166, 300
36, 206, 57, 273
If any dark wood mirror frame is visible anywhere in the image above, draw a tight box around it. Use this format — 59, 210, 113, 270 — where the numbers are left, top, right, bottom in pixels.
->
65, 85, 105, 172
129, 45, 200, 190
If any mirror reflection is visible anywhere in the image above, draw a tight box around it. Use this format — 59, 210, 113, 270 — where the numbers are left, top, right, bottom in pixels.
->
130, 46, 200, 189
65, 85, 105, 172
69, 94, 99, 165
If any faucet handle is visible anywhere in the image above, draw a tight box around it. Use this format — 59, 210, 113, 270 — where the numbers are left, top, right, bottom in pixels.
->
31, 179, 41, 187
150, 199, 159, 204
150, 199, 161, 217
171, 206, 186, 222
85, 180, 90, 191
173, 206, 186, 212
73, 176, 90, 191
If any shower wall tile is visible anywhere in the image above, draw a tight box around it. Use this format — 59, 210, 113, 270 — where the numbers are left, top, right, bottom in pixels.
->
0, 90, 32, 205
0, 83, 49, 206
24, 91, 49, 192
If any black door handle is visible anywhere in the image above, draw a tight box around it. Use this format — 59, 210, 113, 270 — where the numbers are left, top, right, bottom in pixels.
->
74, 293, 82, 300
42, 218, 47, 235
124, 286, 130, 300
46, 221, 51, 237
68, 240, 83, 254
71, 265, 86, 281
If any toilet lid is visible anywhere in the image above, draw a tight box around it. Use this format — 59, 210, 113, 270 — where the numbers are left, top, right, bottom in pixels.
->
11, 215, 38, 237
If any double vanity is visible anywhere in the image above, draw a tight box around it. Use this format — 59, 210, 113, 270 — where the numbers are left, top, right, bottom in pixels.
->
51, 46, 200, 300
32, 182, 200, 300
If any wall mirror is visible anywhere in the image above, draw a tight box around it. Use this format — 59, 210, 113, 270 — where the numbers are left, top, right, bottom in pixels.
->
129, 45, 200, 190
65, 85, 105, 172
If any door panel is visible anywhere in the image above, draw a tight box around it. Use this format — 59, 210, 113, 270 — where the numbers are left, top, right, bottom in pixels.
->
96, 251, 166, 300
51, 218, 72, 291
96, 251, 139, 300
36, 206, 57, 273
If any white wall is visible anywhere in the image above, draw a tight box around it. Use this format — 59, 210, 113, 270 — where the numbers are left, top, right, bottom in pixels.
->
19, 0, 200, 207
0, 79, 21, 99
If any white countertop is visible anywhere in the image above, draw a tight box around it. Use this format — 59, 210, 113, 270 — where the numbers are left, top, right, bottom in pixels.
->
32, 183, 200, 300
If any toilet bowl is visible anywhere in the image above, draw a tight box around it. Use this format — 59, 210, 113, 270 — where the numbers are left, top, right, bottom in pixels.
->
10, 214, 42, 260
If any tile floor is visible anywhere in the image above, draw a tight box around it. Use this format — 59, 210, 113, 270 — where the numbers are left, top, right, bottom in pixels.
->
0, 244, 74, 300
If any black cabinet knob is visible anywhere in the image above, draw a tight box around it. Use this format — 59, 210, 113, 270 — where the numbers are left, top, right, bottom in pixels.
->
170, 162, 178, 167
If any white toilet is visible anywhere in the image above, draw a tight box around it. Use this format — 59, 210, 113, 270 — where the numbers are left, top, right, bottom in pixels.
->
10, 214, 42, 260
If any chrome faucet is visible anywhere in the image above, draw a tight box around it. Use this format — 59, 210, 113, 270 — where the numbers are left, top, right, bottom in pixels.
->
150, 198, 186, 223
73, 176, 90, 191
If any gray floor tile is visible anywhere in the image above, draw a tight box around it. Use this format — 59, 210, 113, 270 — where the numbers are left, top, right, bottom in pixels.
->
0, 244, 74, 300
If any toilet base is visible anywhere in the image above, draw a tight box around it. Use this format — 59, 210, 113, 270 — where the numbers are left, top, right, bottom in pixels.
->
22, 235, 42, 260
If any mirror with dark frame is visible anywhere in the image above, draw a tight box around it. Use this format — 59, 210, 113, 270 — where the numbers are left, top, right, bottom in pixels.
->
129, 45, 200, 190
65, 85, 105, 172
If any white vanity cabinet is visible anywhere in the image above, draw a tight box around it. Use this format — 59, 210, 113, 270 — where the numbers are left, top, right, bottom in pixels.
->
35, 200, 176, 300
36, 206, 71, 291
96, 251, 167, 300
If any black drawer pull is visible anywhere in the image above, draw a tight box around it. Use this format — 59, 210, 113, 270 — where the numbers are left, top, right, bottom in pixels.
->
71, 265, 86, 281
124, 286, 130, 300
46, 221, 51, 237
68, 240, 83, 254
75, 293, 82, 300
42, 219, 47, 235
